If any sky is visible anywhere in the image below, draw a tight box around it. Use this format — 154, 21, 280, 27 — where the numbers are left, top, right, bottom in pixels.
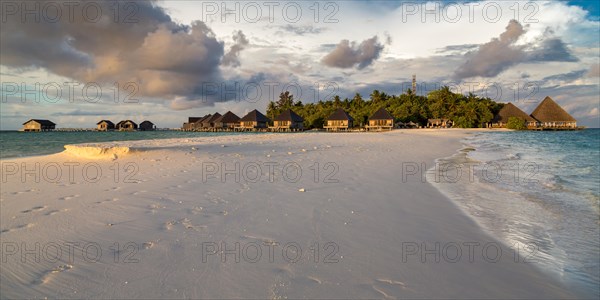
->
1, 0, 599, 129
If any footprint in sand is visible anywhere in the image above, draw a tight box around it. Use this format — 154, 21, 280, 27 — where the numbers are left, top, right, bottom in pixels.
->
21, 206, 46, 214
163, 218, 207, 231
131, 190, 147, 196
34, 264, 73, 285
11, 189, 38, 195
45, 210, 61, 216
1, 223, 35, 234
58, 195, 80, 201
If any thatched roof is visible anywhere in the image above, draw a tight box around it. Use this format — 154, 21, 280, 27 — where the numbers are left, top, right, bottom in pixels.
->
188, 117, 203, 123
530, 96, 576, 122
116, 120, 137, 127
369, 108, 393, 120
96, 120, 114, 126
23, 119, 55, 126
140, 120, 154, 126
493, 103, 536, 123
274, 109, 303, 122
195, 114, 211, 124
214, 111, 240, 123
202, 112, 222, 124
240, 109, 270, 122
327, 108, 354, 121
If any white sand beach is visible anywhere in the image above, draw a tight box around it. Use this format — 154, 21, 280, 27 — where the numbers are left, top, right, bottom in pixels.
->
0, 130, 575, 299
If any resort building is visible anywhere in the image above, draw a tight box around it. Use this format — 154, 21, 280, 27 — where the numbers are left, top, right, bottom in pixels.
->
139, 121, 156, 131
366, 108, 394, 131
489, 103, 538, 128
238, 109, 270, 130
427, 118, 453, 128
530, 96, 577, 128
194, 114, 211, 130
201, 113, 222, 129
96, 120, 115, 131
183, 117, 203, 131
324, 108, 354, 131
271, 109, 304, 131
214, 111, 240, 129
116, 120, 138, 131
21, 119, 56, 131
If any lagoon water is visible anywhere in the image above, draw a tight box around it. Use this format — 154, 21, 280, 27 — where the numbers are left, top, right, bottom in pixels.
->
431, 129, 599, 297
0, 130, 269, 159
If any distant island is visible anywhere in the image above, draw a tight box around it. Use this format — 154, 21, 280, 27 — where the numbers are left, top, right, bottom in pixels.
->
21, 86, 580, 132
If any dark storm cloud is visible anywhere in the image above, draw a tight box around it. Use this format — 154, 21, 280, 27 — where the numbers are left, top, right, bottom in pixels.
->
321, 36, 385, 69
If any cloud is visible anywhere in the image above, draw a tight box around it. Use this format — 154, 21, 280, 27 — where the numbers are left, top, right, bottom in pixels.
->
321, 36, 384, 69
435, 44, 479, 55
453, 20, 526, 80
0, 0, 235, 106
453, 20, 579, 80
587, 63, 600, 77
222, 30, 250, 68
278, 25, 326, 36
542, 69, 587, 82
51, 109, 118, 116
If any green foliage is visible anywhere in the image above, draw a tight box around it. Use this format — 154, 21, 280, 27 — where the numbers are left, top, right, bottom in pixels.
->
506, 117, 527, 130
266, 86, 502, 129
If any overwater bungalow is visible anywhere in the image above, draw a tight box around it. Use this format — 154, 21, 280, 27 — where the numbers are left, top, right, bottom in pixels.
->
427, 118, 453, 128
530, 96, 577, 128
21, 119, 56, 131
366, 108, 394, 131
139, 120, 156, 131
96, 120, 115, 131
271, 109, 304, 132
201, 113, 222, 130
214, 111, 240, 130
183, 117, 203, 131
324, 108, 354, 131
116, 120, 137, 131
237, 109, 270, 131
489, 103, 537, 128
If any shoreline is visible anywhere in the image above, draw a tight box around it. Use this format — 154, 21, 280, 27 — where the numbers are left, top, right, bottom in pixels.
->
0, 130, 576, 298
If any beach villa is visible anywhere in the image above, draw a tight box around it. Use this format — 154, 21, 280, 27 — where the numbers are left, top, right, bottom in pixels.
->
366, 108, 394, 131
238, 109, 270, 130
530, 96, 577, 128
96, 120, 115, 131
489, 103, 538, 128
21, 119, 56, 131
427, 118, 453, 128
116, 120, 137, 131
324, 108, 354, 131
202, 113, 222, 130
139, 121, 156, 131
183, 117, 203, 131
271, 109, 304, 131
214, 111, 241, 130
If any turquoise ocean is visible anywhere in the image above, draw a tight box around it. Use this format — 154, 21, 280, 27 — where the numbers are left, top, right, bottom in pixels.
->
0, 130, 268, 159
431, 129, 599, 297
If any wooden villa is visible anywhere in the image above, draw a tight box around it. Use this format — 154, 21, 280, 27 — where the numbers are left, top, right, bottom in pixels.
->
214, 111, 240, 130
237, 109, 270, 131
488, 103, 537, 128
427, 118, 453, 128
21, 119, 56, 131
139, 120, 156, 131
271, 109, 304, 132
116, 120, 137, 131
183, 117, 204, 131
530, 96, 577, 129
324, 108, 354, 131
96, 120, 115, 131
201, 113, 222, 130
366, 108, 394, 131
